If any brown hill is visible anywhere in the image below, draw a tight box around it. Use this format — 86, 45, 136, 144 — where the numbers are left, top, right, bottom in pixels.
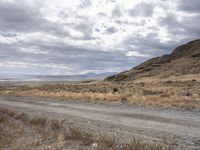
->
105, 39, 200, 82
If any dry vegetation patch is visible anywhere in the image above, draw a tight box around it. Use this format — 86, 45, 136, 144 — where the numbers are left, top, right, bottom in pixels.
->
0, 108, 174, 150
1, 74, 200, 110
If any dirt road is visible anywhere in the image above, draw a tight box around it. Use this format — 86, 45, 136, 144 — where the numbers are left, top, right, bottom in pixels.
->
0, 96, 200, 149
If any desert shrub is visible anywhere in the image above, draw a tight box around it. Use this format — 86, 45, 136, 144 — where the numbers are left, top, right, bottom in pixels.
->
121, 97, 128, 103
123, 138, 173, 150
113, 88, 118, 93
0, 114, 7, 123
98, 134, 116, 148
17, 113, 30, 123
30, 116, 47, 127
68, 126, 93, 145
49, 119, 66, 130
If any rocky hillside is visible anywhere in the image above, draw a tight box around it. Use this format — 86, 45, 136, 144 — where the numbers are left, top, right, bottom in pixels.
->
105, 39, 200, 82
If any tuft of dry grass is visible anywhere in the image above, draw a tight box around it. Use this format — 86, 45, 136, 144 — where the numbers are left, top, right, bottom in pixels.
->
68, 126, 94, 146
17, 112, 30, 123
124, 139, 146, 150
0, 109, 19, 148
49, 119, 66, 130
30, 116, 47, 127
0, 108, 15, 117
0, 114, 7, 123
98, 134, 117, 149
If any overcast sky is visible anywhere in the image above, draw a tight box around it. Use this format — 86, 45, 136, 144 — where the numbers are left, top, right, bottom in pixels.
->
0, 0, 199, 75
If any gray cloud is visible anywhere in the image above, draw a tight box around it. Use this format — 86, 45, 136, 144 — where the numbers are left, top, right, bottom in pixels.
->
105, 27, 118, 34
80, 0, 91, 7
123, 32, 177, 57
176, 0, 200, 13
158, 12, 200, 41
0, 0, 72, 39
0, 0, 42, 32
129, 2, 155, 17
0, 32, 18, 38
0, 41, 136, 75
112, 6, 122, 18
73, 20, 95, 40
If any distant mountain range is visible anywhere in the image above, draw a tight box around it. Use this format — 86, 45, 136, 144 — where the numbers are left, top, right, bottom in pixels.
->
33, 72, 117, 81
0, 72, 117, 81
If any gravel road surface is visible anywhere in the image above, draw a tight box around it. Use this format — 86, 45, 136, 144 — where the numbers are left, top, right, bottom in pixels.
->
0, 96, 200, 149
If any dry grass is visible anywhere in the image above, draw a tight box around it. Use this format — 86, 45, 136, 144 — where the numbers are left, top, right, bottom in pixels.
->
127, 95, 200, 110
2, 88, 199, 110
0, 108, 174, 150
49, 119, 66, 130
123, 137, 174, 150
98, 134, 117, 148
1, 74, 200, 110
17, 112, 30, 123
29, 116, 47, 127
68, 126, 94, 146
0, 109, 20, 148
133, 74, 200, 83
29, 90, 122, 102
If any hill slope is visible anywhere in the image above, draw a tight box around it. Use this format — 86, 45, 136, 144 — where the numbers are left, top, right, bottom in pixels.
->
105, 39, 200, 81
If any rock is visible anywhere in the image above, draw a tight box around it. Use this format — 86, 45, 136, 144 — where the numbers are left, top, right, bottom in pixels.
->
48, 146, 52, 149
91, 143, 98, 147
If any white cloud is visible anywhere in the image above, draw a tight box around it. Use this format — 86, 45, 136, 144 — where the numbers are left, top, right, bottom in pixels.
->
19, 47, 48, 54
126, 51, 150, 57
0, 60, 72, 70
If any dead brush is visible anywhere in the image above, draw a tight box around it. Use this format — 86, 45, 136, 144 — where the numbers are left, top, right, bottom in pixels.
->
68, 126, 94, 146
124, 138, 146, 150
0, 114, 7, 123
124, 138, 173, 150
161, 135, 177, 147
30, 116, 47, 127
0, 115, 15, 148
17, 112, 30, 123
0, 128, 11, 147
98, 134, 117, 148
0, 108, 15, 117
49, 119, 67, 130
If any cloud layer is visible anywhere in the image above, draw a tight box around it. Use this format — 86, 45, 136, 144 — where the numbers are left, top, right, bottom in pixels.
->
0, 0, 199, 75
